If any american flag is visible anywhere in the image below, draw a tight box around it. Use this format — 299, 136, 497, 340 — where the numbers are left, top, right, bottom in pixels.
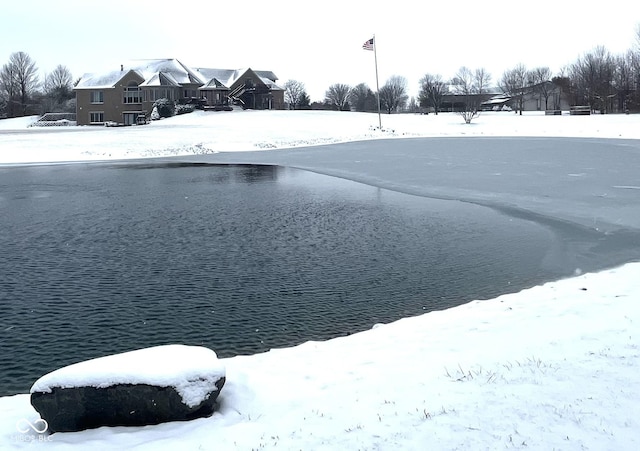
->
362, 37, 374, 51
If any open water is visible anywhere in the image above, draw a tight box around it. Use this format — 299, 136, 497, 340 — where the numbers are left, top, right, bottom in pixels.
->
1, 163, 564, 395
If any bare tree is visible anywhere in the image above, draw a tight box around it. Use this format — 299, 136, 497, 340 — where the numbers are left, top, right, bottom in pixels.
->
283, 79, 306, 109
632, 48, 640, 111
474, 68, 492, 94
378, 75, 408, 114
613, 52, 635, 112
0, 62, 18, 117
417, 73, 447, 114
44, 65, 74, 104
450, 66, 481, 123
569, 46, 616, 113
500, 63, 529, 115
349, 83, 377, 112
40, 64, 75, 113
325, 83, 351, 111
529, 67, 553, 110
5, 51, 40, 116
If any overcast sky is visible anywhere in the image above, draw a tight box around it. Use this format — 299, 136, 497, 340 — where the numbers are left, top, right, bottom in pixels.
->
3, 0, 639, 101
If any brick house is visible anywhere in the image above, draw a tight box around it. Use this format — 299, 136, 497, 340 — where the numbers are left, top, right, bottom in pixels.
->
74, 59, 284, 125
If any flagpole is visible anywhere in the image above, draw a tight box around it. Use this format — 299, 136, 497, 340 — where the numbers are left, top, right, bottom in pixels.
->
373, 34, 382, 130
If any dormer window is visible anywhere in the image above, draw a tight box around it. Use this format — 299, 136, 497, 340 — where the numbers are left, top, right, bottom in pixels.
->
124, 82, 141, 104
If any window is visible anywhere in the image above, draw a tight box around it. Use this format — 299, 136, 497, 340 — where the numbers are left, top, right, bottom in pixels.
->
89, 112, 104, 123
90, 91, 104, 103
124, 82, 141, 104
144, 89, 156, 102
144, 88, 175, 102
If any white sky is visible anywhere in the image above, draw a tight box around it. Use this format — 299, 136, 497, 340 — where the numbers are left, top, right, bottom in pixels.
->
2, 1, 640, 101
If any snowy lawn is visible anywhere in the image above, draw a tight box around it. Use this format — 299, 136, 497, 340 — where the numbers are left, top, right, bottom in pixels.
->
1, 110, 639, 450
1, 110, 639, 164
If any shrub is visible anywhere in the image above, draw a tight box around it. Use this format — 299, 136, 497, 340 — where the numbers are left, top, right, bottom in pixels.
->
153, 98, 175, 118
175, 104, 195, 115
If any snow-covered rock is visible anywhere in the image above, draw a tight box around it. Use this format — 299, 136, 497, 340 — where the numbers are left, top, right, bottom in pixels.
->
30, 345, 226, 433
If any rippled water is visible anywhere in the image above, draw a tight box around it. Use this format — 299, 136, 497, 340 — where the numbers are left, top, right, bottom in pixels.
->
0, 163, 559, 396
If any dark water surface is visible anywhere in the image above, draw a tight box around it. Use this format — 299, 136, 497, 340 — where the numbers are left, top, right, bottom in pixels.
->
2, 163, 563, 395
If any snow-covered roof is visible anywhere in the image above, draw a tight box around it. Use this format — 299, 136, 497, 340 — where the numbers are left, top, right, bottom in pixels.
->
139, 72, 181, 88
194, 68, 238, 87
195, 68, 279, 88
76, 59, 205, 90
75, 59, 280, 91
198, 77, 229, 90
75, 68, 142, 89
125, 59, 204, 85
482, 95, 511, 105
260, 76, 283, 91
255, 70, 278, 82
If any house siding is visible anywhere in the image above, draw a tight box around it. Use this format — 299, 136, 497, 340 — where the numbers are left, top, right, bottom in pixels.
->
522, 86, 571, 112
271, 90, 284, 110
520, 84, 572, 112
76, 71, 146, 125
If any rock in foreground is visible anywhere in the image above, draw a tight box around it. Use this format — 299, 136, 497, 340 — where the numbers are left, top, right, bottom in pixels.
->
30, 345, 226, 433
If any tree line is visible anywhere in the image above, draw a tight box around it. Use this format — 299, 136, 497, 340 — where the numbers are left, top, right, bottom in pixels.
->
0, 51, 75, 118
284, 77, 410, 114
285, 24, 640, 116
3, 25, 639, 120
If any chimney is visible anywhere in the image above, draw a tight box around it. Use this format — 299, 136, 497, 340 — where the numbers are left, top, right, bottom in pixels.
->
120, 64, 123, 72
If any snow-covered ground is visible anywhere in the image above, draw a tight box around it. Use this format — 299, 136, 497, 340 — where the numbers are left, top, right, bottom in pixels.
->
1, 110, 639, 450
1, 110, 639, 165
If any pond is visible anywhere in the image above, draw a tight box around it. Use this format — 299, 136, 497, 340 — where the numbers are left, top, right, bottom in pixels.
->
0, 163, 561, 395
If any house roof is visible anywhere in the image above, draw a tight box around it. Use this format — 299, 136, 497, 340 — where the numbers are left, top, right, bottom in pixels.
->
75, 59, 200, 90
75, 68, 143, 89
261, 77, 283, 91
199, 78, 229, 90
194, 68, 237, 87
194, 68, 279, 86
482, 95, 511, 105
139, 72, 181, 88
129, 59, 203, 85
75, 59, 281, 91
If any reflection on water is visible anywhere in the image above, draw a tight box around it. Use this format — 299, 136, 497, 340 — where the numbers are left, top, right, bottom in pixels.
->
115, 162, 282, 184
0, 163, 559, 396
